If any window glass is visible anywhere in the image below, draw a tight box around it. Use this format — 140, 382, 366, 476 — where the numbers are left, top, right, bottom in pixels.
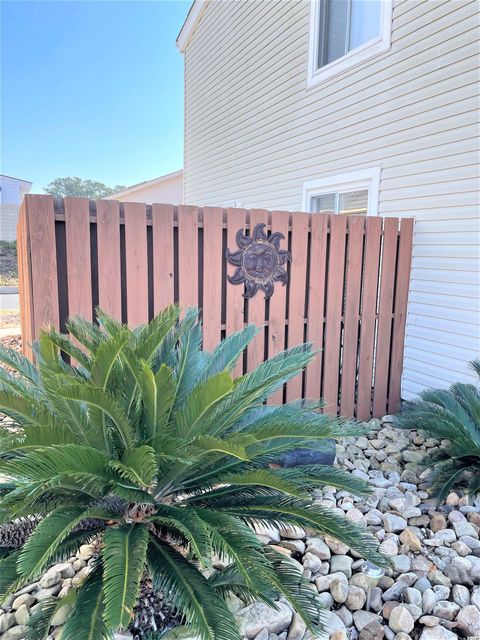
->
318, 0, 381, 68
349, 0, 381, 49
339, 189, 368, 215
310, 189, 368, 215
310, 192, 336, 213
324, 0, 348, 65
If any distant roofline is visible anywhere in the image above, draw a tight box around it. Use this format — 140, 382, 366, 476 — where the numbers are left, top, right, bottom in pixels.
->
0, 174, 33, 185
176, 0, 209, 52
106, 170, 183, 199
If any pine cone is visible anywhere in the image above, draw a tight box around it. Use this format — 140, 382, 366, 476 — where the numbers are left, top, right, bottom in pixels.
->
0, 516, 41, 548
92, 495, 128, 515
129, 577, 180, 638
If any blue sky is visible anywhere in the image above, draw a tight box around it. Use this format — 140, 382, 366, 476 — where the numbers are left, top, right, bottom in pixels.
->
1, 0, 189, 192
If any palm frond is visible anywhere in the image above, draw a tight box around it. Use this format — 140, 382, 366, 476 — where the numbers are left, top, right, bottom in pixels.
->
202, 325, 258, 378
61, 563, 112, 640
102, 524, 149, 628
147, 534, 240, 640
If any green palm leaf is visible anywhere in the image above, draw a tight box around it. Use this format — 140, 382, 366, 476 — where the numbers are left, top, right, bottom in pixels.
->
174, 372, 233, 439
59, 384, 135, 449
109, 445, 157, 489
17, 506, 92, 581
0, 550, 20, 597
0, 344, 40, 383
61, 564, 112, 640
0, 445, 110, 483
202, 325, 258, 378
147, 534, 240, 640
102, 525, 149, 629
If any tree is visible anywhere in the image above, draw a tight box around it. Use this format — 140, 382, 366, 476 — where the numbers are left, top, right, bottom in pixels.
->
44, 176, 126, 199
0, 307, 386, 640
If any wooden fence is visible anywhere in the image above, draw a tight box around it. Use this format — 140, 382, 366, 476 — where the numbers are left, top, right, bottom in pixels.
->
17, 195, 413, 419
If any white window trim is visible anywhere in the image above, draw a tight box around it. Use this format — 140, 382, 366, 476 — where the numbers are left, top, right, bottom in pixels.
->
307, 0, 393, 88
302, 167, 381, 216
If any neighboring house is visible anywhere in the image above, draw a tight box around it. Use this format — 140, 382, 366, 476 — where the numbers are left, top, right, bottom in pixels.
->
177, 0, 480, 398
0, 175, 32, 242
108, 170, 183, 204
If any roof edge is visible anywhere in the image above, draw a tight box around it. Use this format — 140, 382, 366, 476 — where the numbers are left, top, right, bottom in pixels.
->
0, 174, 33, 185
176, 0, 210, 52
106, 170, 183, 200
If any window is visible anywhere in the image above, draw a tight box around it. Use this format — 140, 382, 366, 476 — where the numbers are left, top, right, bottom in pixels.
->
310, 189, 369, 215
302, 167, 381, 216
308, 0, 393, 87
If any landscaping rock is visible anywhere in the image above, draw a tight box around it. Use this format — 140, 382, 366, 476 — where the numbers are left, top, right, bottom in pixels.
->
359, 621, 384, 640
236, 602, 293, 638
388, 605, 414, 634
353, 611, 380, 632
383, 514, 407, 533
419, 626, 458, 640
345, 585, 366, 611
329, 573, 349, 604
329, 555, 353, 578
3, 626, 30, 640
456, 605, 480, 637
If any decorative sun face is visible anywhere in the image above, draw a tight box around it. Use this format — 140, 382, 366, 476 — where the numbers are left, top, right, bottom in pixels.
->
225, 223, 291, 299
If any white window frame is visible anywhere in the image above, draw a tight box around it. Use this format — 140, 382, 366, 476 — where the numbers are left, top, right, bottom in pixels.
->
302, 167, 381, 216
307, 0, 393, 88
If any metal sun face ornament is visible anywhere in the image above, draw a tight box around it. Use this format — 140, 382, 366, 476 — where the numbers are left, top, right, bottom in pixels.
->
226, 223, 291, 299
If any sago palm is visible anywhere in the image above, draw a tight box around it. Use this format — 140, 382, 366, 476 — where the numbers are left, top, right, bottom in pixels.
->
397, 358, 480, 501
0, 307, 386, 640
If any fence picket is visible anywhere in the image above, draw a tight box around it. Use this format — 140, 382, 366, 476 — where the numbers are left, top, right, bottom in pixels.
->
286, 212, 309, 402
226, 208, 247, 378
323, 215, 347, 414
356, 217, 383, 419
64, 198, 92, 322
97, 200, 122, 320
340, 216, 364, 416
247, 209, 269, 371
178, 205, 199, 311
373, 218, 399, 417
24, 195, 59, 337
152, 204, 174, 313
124, 202, 148, 326
267, 210, 290, 404
305, 214, 328, 402
389, 218, 414, 413
202, 207, 224, 351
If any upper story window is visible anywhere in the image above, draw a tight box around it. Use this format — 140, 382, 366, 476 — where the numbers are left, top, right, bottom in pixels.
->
308, 0, 393, 88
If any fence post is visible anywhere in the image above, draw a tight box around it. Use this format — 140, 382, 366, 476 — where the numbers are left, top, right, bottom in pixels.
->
17, 195, 59, 359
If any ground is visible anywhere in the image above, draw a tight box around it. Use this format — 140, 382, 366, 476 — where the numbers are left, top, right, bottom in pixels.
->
0, 242, 18, 288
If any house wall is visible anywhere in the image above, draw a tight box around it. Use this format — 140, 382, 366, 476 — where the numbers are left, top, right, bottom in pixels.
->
183, 0, 480, 398
0, 176, 32, 241
108, 172, 183, 204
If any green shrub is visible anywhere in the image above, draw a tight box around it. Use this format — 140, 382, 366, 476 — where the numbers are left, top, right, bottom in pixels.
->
0, 307, 385, 640
397, 358, 480, 501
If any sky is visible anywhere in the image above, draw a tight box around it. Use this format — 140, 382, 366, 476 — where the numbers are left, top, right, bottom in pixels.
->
1, 0, 190, 193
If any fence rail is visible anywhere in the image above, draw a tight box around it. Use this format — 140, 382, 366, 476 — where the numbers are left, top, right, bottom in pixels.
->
17, 195, 413, 419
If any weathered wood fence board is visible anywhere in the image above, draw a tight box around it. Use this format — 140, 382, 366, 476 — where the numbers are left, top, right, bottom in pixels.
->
17, 195, 414, 418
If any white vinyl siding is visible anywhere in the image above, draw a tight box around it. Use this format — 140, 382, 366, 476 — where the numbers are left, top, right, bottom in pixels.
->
0, 176, 32, 241
183, 0, 480, 397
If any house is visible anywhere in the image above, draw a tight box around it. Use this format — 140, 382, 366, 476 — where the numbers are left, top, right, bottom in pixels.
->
0, 175, 32, 242
108, 170, 183, 204
177, 0, 480, 399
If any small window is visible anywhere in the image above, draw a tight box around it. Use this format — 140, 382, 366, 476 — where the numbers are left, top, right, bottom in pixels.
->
302, 168, 381, 217
310, 189, 369, 215
308, 0, 393, 87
